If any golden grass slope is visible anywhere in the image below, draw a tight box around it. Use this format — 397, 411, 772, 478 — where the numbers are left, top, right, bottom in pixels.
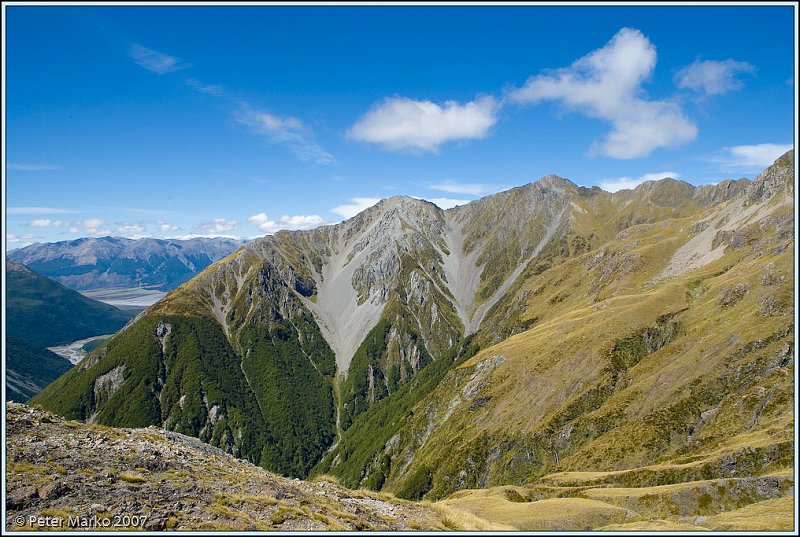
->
367, 153, 795, 531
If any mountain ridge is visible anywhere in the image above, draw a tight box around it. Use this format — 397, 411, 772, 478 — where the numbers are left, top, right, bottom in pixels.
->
31, 150, 794, 508
8, 236, 244, 291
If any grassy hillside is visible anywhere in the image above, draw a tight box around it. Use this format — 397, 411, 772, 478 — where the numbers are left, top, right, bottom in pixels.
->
7, 262, 135, 347
31, 310, 336, 478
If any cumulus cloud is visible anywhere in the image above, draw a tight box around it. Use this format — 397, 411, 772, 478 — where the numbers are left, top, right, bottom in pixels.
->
28, 219, 64, 228
713, 143, 794, 170
509, 27, 697, 159
193, 218, 239, 235
331, 197, 382, 219
598, 171, 680, 192
430, 180, 491, 196
157, 221, 180, 232
69, 218, 111, 236
115, 222, 148, 237
248, 212, 326, 234
235, 107, 336, 165
348, 96, 499, 152
674, 59, 756, 95
128, 43, 191, 74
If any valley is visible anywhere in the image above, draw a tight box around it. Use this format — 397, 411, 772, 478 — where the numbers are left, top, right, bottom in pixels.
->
47, 334, 116, 365
80, 287, 166, 309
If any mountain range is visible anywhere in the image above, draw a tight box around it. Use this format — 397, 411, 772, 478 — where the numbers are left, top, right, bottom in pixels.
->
28, 150, 794, 530
8, 237, 244, 291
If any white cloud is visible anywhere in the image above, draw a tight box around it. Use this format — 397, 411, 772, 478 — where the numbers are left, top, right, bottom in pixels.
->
169, 233, 241, 241
423, 197, 472, 209
185, 77, 225, 96
510, 27, 697, 159
430, 180, 491, 196
7, 163, 59, 171
674, 59, 756, 95
128, 43, 190, 74
599, 171, 680, 192
193, 218, 239, 234
235, 107, 336, 165
28, 219, 64, 228
713, 143, 794, 170
116, 222, 148, 237
248, 212, 327, 234
7, 233, 42, 247
8, 207, 78, 214
348, 95, 499, 152
69, 218, 111, 236
331, 197, 382, 219
158, 221, 180, 232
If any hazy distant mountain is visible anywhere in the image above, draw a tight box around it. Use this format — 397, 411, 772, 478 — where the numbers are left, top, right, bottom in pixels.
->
32, 152, 793, 530
8, 236, 245, 291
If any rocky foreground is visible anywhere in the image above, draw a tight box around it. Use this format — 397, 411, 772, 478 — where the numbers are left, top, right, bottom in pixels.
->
5, 403, 444, 531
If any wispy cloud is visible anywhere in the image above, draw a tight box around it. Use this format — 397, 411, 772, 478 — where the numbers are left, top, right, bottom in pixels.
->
185, 77, 225, 96
8, 207, 79, 215
674, 59, 756, 95
248, 212, 327, 234
598, 171, 681, 192
509, 27, 697, 159
348, 96, 499, 152
235, 106, 336, 165
129, 43, 191, 74
712, 143, 793, 171
7, 163, 60, 171
430, 180, 491, 196
331, 197, 382, 219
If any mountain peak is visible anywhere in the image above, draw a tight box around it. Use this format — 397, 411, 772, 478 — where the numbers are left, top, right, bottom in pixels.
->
533, 174, 575, 191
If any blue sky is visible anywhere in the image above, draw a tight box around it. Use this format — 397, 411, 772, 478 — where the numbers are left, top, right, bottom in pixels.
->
4, 4, 796, 247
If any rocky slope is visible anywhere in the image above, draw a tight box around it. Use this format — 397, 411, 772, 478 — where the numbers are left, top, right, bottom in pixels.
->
30, 152, 795, 528
8, 237, 243, 291
5, 403, 444, 531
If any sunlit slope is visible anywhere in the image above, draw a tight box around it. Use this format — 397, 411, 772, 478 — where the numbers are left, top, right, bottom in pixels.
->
330, 152, 793, 522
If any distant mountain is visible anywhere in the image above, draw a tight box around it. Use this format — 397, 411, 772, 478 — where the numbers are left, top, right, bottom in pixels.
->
32, 152, 794, 530
8, 236, 244, 291
6, 262, 136, 348
6, 338, 72, 402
